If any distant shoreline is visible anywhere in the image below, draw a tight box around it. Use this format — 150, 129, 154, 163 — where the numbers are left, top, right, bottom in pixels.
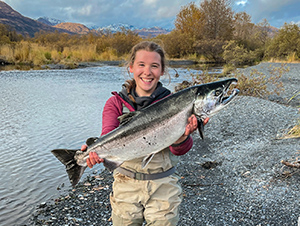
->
0, 59, 219, 71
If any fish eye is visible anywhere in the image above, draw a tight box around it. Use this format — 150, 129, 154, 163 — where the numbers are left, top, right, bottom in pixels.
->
214, 89, 222, 96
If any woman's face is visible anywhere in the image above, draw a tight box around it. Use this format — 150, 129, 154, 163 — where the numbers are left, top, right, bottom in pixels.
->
129, 50, 164, 97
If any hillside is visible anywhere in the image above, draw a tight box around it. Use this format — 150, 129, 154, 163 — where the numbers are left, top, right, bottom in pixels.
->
0, 1, 170, 37
54, 22, 90, 35
0, 1, 71, 37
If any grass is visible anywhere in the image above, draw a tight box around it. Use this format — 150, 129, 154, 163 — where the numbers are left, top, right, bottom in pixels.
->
0, 41, 126, 67
280, 91, 300, 139
281, 124, 300, 139
175, 63, 288, 99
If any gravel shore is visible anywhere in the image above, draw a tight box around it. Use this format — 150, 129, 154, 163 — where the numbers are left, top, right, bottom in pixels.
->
28, 63, 300, 226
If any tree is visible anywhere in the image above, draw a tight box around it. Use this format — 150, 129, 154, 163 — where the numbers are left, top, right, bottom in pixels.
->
110, 28, 142, 56
233, 12, 254, 46
155, 30, 195, 58
254, 18, 271, 46
194, 39, 226, 61
174, 2, 205, 40
266, 23, 300, 59
200, 0, 234, 40
223, 40, 256, 66
0, 24, 22, 44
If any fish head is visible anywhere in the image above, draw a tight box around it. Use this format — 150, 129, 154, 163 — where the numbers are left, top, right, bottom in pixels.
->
192, 78, 239, 136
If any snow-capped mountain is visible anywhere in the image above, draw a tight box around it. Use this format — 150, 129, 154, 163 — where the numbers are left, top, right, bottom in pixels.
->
96, 23, 136, 32
37, 17, 65, 26
37, 18, 170, 37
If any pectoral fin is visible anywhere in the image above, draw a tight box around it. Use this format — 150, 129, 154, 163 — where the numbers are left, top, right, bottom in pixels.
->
103, 159, 123, 171
142, 153, 155, 169
196, 117, 204, 139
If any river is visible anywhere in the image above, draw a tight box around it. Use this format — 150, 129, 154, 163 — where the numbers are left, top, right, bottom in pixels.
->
0, 65, 221, 225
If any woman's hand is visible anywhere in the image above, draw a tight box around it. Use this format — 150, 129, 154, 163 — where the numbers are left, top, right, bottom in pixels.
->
173, 115, 209, 144
81, 144, 104, 168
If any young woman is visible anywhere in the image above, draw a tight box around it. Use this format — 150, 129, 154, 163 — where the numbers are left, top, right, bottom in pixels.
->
82, 41, 200, 225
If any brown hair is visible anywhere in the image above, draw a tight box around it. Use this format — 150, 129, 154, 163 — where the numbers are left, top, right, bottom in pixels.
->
123, 41, 167, 102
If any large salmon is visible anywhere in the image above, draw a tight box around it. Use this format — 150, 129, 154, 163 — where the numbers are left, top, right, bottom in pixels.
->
52, 78, 239, 186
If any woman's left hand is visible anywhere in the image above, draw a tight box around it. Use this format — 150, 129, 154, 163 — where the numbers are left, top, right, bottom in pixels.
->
184, 114, 198, 136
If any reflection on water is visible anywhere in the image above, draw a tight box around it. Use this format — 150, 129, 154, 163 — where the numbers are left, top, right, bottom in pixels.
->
0, 65, 220, 225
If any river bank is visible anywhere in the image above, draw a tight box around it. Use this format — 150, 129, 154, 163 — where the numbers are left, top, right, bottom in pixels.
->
28, 63, 299, 226
0, 59, 200, 71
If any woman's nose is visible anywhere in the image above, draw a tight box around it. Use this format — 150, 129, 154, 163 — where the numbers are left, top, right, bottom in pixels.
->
143, 66, 151, 75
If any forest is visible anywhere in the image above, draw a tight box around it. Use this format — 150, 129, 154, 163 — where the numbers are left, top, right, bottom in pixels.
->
0, 0, 299, 68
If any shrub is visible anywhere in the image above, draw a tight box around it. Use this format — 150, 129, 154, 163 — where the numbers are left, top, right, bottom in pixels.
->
174, 67, 224, 91
265, 23, 300, 60
175, 64, 289, 99
194, 39, 226, 62
223, 40, 257, 66
234, 64, 289, 98
44, 51, 52, 60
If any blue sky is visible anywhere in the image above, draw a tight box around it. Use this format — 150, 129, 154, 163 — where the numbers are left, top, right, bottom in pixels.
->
2, 0, 300, 28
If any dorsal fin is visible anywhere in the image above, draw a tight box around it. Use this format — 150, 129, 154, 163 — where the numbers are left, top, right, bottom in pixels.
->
118, 111, 139, 125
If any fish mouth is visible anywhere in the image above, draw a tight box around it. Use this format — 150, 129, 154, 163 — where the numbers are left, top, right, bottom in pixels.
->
220, 88, 239, 105
217, 79, 239, 105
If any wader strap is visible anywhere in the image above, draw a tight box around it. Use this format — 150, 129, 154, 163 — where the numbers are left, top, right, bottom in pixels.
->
116, 167, 176, 180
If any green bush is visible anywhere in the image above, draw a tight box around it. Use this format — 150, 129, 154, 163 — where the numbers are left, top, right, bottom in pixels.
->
44, 51, 52, 60
222, 40, 257, 66
265, 23, 300, 60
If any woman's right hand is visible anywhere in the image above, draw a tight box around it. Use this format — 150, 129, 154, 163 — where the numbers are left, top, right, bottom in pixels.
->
81, 144, 104, 168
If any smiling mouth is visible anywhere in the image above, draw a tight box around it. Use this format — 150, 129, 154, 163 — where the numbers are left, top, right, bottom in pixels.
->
141, 78, 153, 83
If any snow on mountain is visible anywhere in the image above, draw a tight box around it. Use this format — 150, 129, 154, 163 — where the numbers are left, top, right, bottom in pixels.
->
37, 17, 65, 26
37, 17, 171, 37
96, 23, 136, 32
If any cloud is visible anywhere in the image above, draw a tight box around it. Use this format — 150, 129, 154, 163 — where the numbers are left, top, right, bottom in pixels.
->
236, 0, 248, 6
2, 0, 300, 28
234, 0, 300, 27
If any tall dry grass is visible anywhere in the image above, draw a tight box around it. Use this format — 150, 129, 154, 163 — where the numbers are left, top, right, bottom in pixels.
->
0, 41, 125, 66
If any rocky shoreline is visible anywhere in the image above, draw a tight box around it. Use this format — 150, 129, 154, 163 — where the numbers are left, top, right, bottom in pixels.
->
28, 63, 299, 226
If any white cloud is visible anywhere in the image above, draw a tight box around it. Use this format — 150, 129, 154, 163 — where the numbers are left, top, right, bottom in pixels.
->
144, 0, 159, 5
78, 5, 93, 16
236, 0, 248, 6
2, 0, 300, 28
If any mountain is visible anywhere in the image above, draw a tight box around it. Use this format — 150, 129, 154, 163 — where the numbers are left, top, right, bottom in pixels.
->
54, 22, 90, 35
135, 27, 170, 38
37, 17, 64, 26
0, 1, 70, 37
96, 23, 136, 32
95, 23, 170, 37
0, 2, 170, 37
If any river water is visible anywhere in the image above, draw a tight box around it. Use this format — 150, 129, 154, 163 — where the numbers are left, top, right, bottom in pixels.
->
0, 65, 221, 225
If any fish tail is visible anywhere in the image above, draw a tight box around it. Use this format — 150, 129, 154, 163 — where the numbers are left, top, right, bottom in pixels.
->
51, 149, 87, 187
